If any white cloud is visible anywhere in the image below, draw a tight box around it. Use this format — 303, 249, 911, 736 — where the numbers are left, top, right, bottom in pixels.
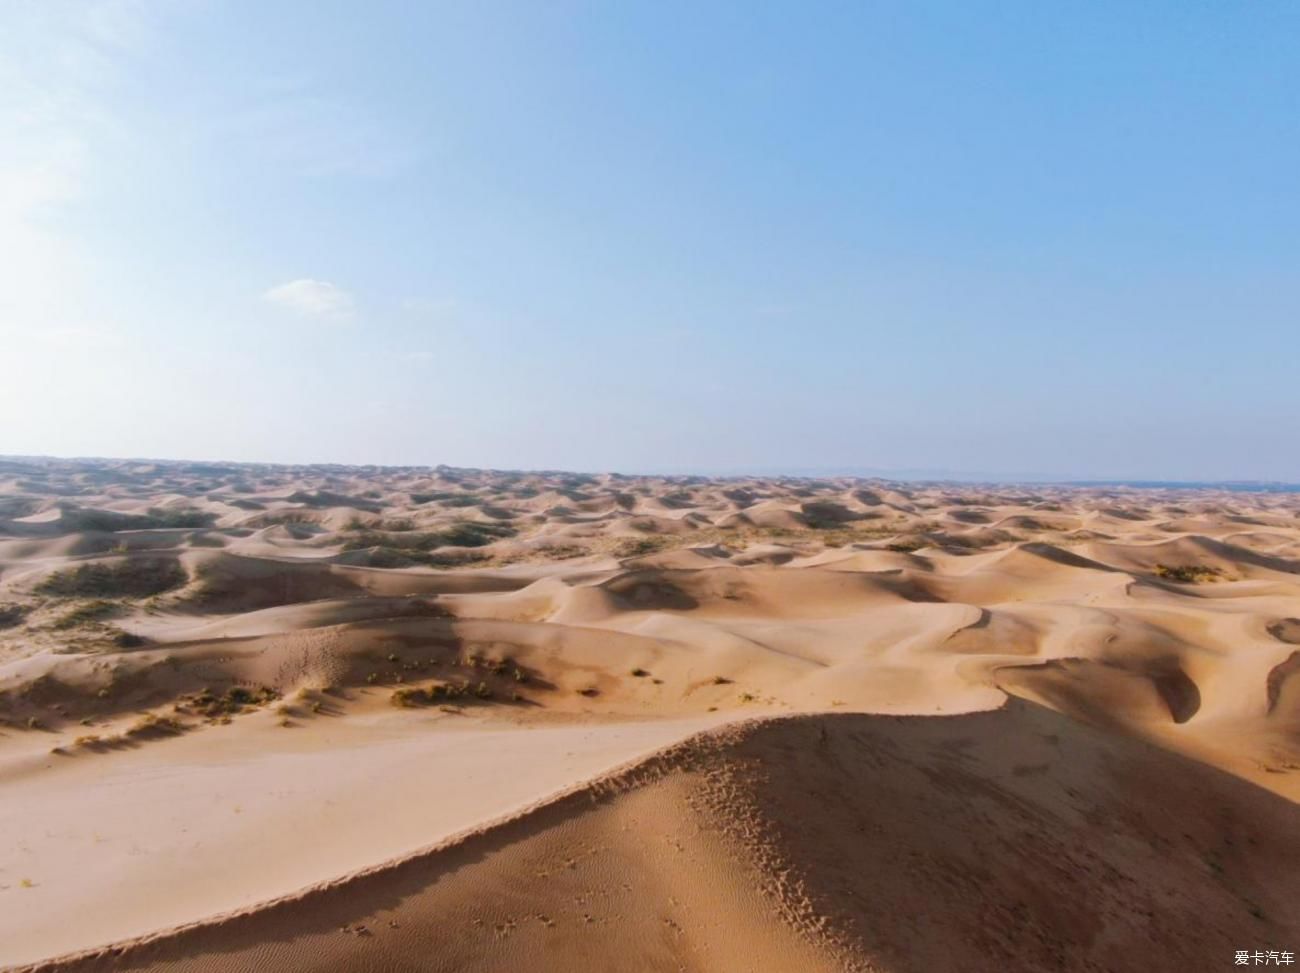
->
262, 279, 355, 320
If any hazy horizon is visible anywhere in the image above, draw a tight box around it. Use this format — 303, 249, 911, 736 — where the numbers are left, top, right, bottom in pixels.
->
5, 451, 1300, 491
4, 2, 1298, 479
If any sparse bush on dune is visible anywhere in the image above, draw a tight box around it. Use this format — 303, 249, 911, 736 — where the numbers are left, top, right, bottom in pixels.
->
613, 536, 669, 558
604, 521, 920, 559
360, 547, 420, 569
70, 714, 186, 749
1154, 563, 1225, 584
144, 507, 216, 529
816, 524, 904, 547
886, 538, 926, 553
341, 521, 516, 569
36, 558, 187, 599
439, 496, 481, 508
51, 599, 122, 629
390, 686, 430, 706
390, 679, 498, 707
60, 506, 214, 531
175, 685, 280, 720
59, 509, 153, 532
409, 490, 473, 505
799, 501, 857, 530
537, 543, 589, 560
419, 549, 493, 568
249, 510, 325, 528
124, 713, 185, 738
435, 521, 514, 547
342, 521, 514, 555
0, 603, 29, 629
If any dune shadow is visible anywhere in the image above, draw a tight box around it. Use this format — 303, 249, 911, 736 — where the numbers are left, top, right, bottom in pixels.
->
39, 701, 1300, 973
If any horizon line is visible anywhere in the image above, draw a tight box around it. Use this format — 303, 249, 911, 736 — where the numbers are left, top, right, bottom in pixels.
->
3, 453, 1298, 493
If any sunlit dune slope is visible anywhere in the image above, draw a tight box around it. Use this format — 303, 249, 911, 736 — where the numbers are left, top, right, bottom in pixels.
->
17, 702, 1298, 973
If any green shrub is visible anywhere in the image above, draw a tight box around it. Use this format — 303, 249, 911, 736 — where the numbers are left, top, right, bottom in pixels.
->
51, 599, 121, 629
0, 604, 29, 630
391, 680, 494, 707
125, 714, 185, 738
37, 559, 187, 598
391, 686, 434, 707
435, 522, 513, 547
1154, 563, 1223, 584
614, 536, 668, 557
145, 507, 216, 528
439, 496, 480, 508
342, 521, 514, 555
886, 538, 925, 553
179, 685, 279, 718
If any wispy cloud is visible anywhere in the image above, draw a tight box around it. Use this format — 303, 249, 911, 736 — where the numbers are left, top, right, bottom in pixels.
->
263, 279, 356, 320
0, 1, 150, 341
0, 1, 150, 220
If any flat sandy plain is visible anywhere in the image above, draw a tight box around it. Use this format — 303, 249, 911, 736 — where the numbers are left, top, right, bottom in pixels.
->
1, 457, 1298, 972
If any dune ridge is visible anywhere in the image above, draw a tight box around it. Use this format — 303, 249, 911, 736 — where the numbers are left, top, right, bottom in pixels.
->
12, 701, 1300, 973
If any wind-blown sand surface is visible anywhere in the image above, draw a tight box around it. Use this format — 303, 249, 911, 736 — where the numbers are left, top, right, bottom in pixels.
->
1, 457, 1298, 971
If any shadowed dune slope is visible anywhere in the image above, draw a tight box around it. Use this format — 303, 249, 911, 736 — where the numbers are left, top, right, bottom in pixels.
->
17, 701, 1299, 973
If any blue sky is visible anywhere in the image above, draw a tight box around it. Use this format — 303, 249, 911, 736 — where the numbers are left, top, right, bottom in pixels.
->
3, 1, 1298, 479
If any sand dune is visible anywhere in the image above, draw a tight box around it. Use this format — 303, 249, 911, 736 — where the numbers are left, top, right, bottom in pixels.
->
14, 703, 1299, 973
2, 457, 1299, 970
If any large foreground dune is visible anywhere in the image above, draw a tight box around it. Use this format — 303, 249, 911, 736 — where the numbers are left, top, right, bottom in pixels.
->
2, 458, 1298, 970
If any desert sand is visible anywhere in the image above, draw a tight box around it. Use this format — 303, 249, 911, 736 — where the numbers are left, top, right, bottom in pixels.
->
1, 457, 1298, 971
